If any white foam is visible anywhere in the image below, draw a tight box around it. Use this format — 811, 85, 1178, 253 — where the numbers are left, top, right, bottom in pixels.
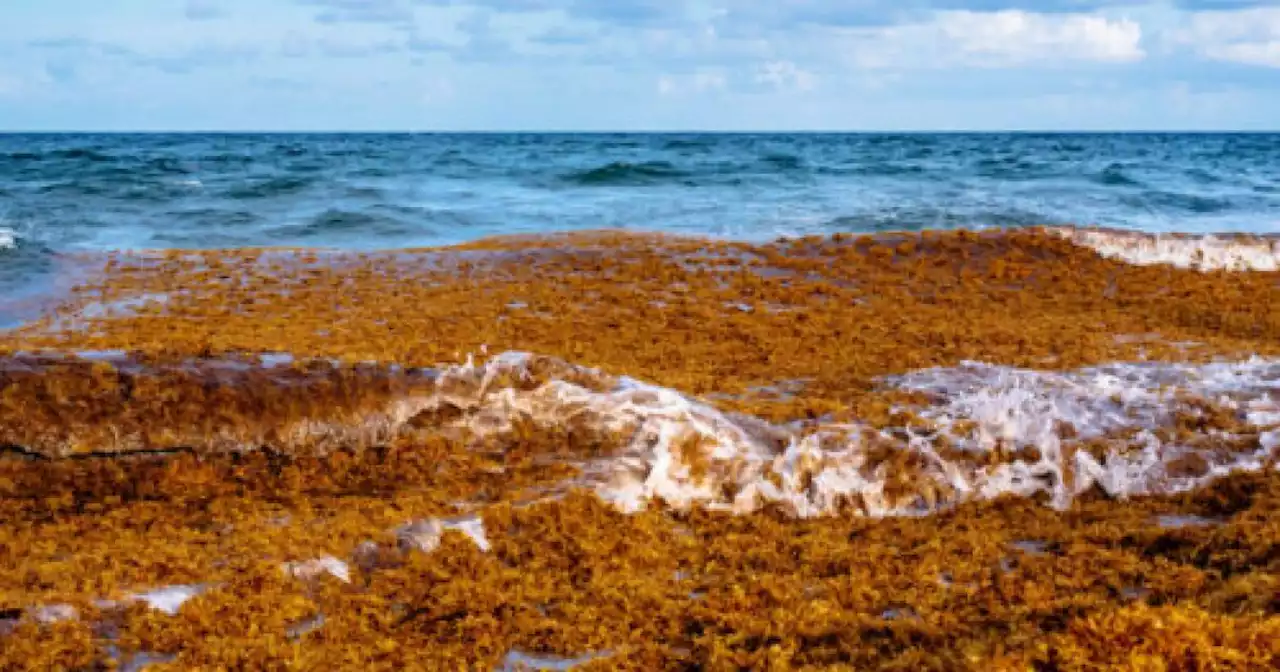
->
63, 350, 1266, 519
1050, 226, 1280, 272
395, 518, 444, 554
129, 584, 208, 615
1154, 514, 1222, 529
443, 515, 490, 551
0, 227, 15, 250
30, 604, 78, 624
497, 649, 613, 671
886, 359, 1280, 507
393, 514, 490, 553
284, 556, 350, 583
259, 352, 295, 368
419, 352, 1280, 518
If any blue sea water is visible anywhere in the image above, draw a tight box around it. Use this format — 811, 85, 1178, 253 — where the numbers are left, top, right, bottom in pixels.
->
1, 132, 1278, 303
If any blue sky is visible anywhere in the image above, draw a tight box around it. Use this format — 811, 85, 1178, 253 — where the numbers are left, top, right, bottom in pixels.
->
1, 0, 1278, 130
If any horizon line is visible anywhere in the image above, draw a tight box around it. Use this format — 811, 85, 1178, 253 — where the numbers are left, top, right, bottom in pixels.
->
1, 129, 1278, 135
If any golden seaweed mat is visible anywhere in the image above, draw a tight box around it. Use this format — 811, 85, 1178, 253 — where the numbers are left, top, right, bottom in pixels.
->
2, 228, 1280, 670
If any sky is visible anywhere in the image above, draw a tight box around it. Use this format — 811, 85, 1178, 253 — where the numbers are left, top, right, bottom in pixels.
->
1, 0, 1278, 131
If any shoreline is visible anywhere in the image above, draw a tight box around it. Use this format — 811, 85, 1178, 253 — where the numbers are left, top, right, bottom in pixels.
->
3, 225, 1280, 669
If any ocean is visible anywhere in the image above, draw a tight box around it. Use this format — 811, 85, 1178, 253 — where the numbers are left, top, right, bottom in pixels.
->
3, 132, 1280, 668
3, 132, 1279, 253
5, 131, 1278, 325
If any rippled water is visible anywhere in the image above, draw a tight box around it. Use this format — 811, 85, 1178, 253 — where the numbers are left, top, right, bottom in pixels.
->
1, 132, 1278, 296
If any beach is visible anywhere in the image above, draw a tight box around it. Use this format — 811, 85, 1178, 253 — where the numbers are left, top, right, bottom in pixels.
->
2, 224, 1280, 669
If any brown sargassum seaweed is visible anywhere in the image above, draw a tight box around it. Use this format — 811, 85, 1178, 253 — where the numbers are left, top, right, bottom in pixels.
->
2, 228, 1280, 670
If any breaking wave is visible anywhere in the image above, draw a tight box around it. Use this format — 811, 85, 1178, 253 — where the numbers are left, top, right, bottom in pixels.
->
5, 350, 1279, 519
1049, 226, 1280, 272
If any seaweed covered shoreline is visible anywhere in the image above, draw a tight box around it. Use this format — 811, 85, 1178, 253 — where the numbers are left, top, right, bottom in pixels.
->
3, 227, 1280, 670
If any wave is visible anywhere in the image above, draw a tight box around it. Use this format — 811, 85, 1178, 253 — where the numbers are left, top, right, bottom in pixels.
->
1135, 190, 1234, 215
342, 185, 386, 199
171, 207, 260, 226
661, 138, 714, 152
760, 153, 805, 171
4, 350, 1277, 519
1097, 163, 1145, 188
974, 157, 1055, 180
815, 162, 926, 177
3, 134, 1278, 255
191, 152, 255, 167
0, 227, 56, 263
273, 144, 311, 158
431, 149, 481, 168
225, 176, 316, 199
824, 210, 1062, 232
53, 148, 112, 161
1184, 167, 1224, 185
266, 209, 419, 241
0, 151, 42, 161
0, 232, 62, 330
35, 180, 114, 197
1049, 226, 1280, 271
304, 209, 384, 232
562, 160, 689, 186
9, 148, 118, 163
145, 157, 194, 175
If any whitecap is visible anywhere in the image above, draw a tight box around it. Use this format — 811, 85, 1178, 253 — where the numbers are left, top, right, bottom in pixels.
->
419, 351, 1280, 517
19, 349, 1280, 519
1050, 226, 1280, 272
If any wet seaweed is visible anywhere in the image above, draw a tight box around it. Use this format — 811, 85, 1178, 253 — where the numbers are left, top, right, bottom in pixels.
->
2, 228, 1280, 670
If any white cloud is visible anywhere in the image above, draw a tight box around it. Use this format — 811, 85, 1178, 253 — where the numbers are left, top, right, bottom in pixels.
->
657, 68, 727, 96
846, 10, 1145, 70
1207, 41, 1280, 68
5, 1, 1280, 130
938, 10, 1145, 64
755, 61, 817, 92
1175, 7, 1280, 68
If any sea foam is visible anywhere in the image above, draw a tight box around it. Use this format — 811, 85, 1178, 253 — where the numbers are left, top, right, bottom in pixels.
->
9, 349, 1278, 518
1050, 226, 1280, 272
414, 352, 1280, 517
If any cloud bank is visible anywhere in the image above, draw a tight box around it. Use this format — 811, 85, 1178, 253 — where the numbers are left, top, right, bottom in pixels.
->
0, 1, 1277, 130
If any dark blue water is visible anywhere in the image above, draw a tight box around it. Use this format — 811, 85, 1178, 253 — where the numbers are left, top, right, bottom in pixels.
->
2, 133, 1279, 298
